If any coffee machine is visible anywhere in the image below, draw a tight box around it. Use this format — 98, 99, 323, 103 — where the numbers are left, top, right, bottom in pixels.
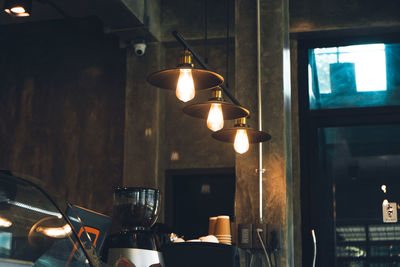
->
102, 187, 164, 267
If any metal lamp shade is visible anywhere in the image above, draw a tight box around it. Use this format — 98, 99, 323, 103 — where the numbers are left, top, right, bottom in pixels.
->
212, 127, 271, 143
183, 101, 250, 120
4, 0, 32, 16
147, 68, 224, 91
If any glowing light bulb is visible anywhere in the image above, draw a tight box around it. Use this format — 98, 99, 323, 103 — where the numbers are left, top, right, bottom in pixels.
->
176, 69, 195, 102
207, 103, 224, 131
0, 217, 12, 228
381, 184, 387, 193
10, 6, 25, 14
234, 129, 249, 154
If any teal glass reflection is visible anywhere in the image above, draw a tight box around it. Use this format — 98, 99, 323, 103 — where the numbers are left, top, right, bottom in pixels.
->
308, 43, 400, 109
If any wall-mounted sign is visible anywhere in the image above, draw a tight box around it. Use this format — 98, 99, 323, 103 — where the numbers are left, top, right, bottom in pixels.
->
383, 202, 398, 223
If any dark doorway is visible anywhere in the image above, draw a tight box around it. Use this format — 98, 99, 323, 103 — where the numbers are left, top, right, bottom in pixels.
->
165, 168, 235, 240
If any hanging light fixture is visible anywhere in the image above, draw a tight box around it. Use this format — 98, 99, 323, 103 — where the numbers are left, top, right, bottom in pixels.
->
4, 0, 32, 17
212, 117, 271, 154
147, 49, 224, 102
183, 87, 250, 132
147, 31, 271, 154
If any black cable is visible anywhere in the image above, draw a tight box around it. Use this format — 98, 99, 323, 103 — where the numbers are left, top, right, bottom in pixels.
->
204, 0, 208, 64
172, 31, 242, 106
35, 0, 71, 19
225, 0, 229, 87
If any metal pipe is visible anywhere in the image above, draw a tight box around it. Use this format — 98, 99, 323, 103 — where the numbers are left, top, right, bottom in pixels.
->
256, 0, 263, 223
172, 31, 242, 107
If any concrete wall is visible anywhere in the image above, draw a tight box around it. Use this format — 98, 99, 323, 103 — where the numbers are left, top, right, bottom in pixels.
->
290, 0, 400, 32
123, 43, 161, 189
0, 18, 125, 215
160, 0, 234, 42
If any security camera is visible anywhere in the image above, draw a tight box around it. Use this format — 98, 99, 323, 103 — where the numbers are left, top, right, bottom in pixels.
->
134, 42, 146, 56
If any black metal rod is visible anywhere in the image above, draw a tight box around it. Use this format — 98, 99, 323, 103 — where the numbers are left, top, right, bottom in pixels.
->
172, 31, 242, 107
36, 0, 71, 19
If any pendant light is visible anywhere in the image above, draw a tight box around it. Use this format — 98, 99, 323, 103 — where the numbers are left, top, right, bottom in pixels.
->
182, 0, 249, 132
183, 87, 250, 132
147, 49, 224, 102
212, 117, 271, 154
4, 0, 32, 17
147, 30, 271, 154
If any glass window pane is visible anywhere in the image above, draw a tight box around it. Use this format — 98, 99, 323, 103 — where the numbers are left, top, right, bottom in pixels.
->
308, 43, 400, 109
317, 124, 400, 266
336, 226, 366, 242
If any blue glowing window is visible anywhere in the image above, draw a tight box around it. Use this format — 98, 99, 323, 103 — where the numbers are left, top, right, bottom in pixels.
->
308, 42, 400, 109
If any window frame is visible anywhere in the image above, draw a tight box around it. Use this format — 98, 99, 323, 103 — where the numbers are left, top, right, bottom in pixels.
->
296, 30, 400, 267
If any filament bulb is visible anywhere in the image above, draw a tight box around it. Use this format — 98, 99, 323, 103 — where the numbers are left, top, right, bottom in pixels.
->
176, 69, 195, 102
234, 129, 249, 154
381, 185, 387, 193
0, 217, 12, 228
207, 103, 224, 131
10, 6, 25, 14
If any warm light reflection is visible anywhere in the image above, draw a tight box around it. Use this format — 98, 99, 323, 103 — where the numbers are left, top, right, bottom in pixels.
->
383, 199, 389, 206
176, 69, 195, 102
4, 9, 11, 14
0, 217, 12, 228
207, 103, 224, 131
234, 129, 249, 154
37, 224, 72, 238
381, 184, 387, 193
10, 6, 25, 14
17, 12, 29, 17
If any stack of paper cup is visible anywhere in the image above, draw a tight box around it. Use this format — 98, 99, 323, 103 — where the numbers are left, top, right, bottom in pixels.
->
208, 217, 217, 235
214, 215, 232, 245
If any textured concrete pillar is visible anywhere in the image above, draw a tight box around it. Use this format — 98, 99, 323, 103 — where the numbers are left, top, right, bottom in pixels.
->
123, 43, 162, 189
235, 0, 293, 266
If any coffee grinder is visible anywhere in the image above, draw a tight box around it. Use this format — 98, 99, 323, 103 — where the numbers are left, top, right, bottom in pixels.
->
102, 187, 163, 267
